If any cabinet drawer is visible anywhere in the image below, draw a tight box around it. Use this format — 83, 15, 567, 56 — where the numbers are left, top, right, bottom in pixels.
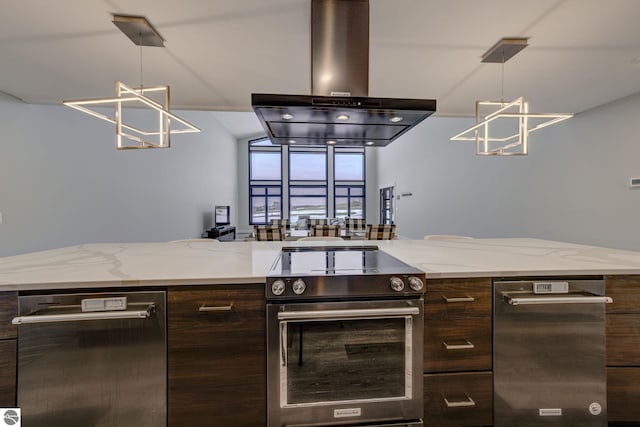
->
0, 292, 17, 339
424, 371, 492, 427
0, 339, 16, 407
425, 316, 492, 373
425, 278, 491, 319
608, 367, 640, 422
606, 275, 640, 314
607, 314, 640, 366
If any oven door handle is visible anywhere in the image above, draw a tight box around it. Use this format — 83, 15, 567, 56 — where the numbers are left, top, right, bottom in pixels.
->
277, 307, 420, 321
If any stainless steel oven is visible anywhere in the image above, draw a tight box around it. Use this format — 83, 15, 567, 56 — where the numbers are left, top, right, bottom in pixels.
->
266, 246, 425, 427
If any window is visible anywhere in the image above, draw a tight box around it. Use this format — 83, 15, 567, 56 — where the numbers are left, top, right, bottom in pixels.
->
334, 148, 365, 219
290, 151, 327, 180
335, 185, 364, 218
249, 141, 365, 223
249, 138, 282, 224
289, 185, 327, 222
250, 186, 282, 224
334, 150, 364, 181
289, 147, 327, 222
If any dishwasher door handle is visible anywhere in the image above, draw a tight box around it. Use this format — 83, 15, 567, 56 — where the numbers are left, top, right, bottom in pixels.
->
12, 303, 155, 324
505, 295, 613, 306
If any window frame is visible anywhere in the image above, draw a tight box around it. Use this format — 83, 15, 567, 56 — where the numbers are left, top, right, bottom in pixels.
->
249, 138, 283, 225
333, 147, 366, 219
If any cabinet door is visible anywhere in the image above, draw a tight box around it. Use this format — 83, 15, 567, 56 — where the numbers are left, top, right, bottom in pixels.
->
0, 292, 17, 339
424, 371, 493, 427
0, 339, 16, 407
168, 285, 266, 427
608, 367, 640, 422
606, 314, 640, 366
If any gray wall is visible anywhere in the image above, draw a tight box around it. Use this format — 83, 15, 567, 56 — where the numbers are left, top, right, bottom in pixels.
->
3, 89, 640, 256
0, 93, 237, 256
377, 92, 640, 251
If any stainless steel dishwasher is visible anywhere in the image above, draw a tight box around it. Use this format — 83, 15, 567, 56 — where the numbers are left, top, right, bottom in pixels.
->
494, 279, 611, 426
12, 290, 166, 427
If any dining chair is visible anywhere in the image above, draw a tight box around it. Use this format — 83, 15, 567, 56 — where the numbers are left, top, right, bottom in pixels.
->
365, 224, 396, 240
309, 224, 341, 237
253, 225, 286, 241
270, 218, 290, 230
345, 218, 367, 231
307, 218, 328, 228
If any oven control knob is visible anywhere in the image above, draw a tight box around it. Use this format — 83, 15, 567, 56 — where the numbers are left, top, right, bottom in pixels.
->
408, 276, 424, 291
390, 276, 405, 292
292, 279, 306, 295
271, 280, 286, 296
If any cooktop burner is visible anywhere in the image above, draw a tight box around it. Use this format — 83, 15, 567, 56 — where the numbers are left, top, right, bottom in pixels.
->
266, 245, 425, 300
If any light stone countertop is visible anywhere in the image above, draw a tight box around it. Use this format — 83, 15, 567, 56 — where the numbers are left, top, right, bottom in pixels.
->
1, 238, 640, 291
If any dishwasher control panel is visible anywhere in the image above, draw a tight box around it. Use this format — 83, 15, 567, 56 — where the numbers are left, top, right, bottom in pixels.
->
533, 281, 569, 294
81, 296, 127, 312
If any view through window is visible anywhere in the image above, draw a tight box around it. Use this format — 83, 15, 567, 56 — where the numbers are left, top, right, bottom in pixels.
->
249, 138, 365, 224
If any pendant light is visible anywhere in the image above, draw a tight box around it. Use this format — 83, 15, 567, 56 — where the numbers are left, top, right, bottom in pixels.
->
63, 15, 200, 150
450, 38, 573, 155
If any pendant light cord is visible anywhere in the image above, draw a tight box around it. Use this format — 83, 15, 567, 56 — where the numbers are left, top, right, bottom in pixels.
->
138, 33, 144, 90
500, 50, 505, 104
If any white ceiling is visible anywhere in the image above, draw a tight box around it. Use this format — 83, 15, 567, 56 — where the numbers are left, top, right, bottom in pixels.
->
2, 0, 640, 138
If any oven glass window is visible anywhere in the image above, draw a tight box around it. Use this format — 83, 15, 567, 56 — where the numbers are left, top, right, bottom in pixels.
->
282, 317, 408, 405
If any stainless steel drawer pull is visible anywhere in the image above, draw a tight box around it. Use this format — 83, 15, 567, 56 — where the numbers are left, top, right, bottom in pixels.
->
444, 395, 476, 408
443, 339, 475, 350
506, 296, 613, 306
12, 303, 155, 324
442, 295, 475, 303
198, 304, 233, 312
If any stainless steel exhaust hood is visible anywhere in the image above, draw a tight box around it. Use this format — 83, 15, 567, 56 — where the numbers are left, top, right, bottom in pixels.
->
252, 0, 436, 147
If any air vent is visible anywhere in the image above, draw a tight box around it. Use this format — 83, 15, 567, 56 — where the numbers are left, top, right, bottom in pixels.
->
630, 177, 640, 188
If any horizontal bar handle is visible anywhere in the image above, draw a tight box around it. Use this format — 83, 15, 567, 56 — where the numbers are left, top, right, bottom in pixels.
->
278, 307, 419, 321
443, 339, 475, 350
506, 296, 613, 306
444, 395, 476, 408
12, 303, 155, 325
199, 304, 233, 312
442, 295, 475, 303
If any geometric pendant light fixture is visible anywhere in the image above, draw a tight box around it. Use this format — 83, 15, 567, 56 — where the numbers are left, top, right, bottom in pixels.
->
63, 15, 200, 150
450, 38, 573, 155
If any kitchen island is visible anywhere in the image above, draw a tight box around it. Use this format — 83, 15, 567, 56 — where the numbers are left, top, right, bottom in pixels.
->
2, 238, 640, 426
2, 238, 640, 289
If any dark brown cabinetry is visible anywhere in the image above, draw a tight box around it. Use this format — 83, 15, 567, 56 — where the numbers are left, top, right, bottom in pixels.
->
424, 371, 493, 427
0, 291, 17, 407
606, 275, 640, 424
424, 278, 493, 426
167, 284, 266, 427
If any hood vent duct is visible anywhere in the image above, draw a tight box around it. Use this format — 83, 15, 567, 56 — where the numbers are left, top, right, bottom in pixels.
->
252, 0, 436, 147
311, 0, 368, 97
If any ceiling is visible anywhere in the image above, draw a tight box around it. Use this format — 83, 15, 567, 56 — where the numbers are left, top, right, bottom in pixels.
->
2, 0, 640, 138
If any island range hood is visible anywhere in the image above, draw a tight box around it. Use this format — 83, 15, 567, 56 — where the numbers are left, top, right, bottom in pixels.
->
252, 0, 436, 147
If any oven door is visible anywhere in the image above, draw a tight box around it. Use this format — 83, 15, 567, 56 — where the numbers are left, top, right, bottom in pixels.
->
267, 298, 424, 427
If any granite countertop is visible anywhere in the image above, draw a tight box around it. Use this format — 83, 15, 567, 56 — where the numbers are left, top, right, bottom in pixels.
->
1, 238, 640, 291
